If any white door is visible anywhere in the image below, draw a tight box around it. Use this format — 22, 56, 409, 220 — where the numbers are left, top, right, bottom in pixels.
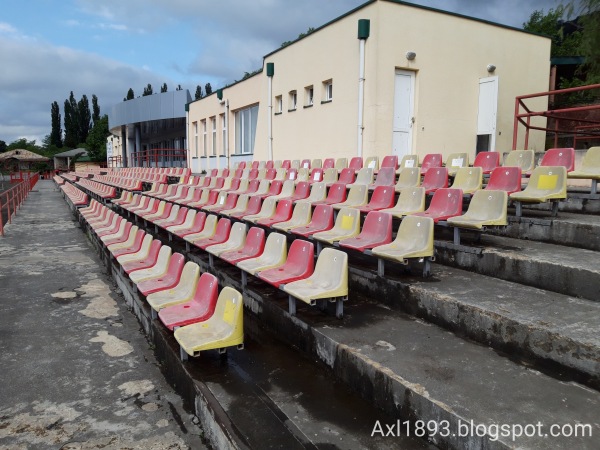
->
477, 76, 498, 152
392, 70, 415, 159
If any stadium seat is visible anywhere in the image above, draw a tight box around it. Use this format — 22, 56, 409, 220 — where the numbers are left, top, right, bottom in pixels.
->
174, 286, 244, 360
204, 192, 237, 213
445, 152, 469, 176
448, 190, 508, 245
420, 153, 443, 176
312, 207, 361, 245
183, 214, 218, 244
301, 159, 311, 169
254, 179, 283, 200
249, 179, 271, 199
332, 184, 368, 210
540, 148, 575, 172
272, 202, 312, 232
311, 183, 347, 206
191, 217, 232, 250
336, 168, 356, 186
296, 182, 327, 205
381, 155, 398, 172
485, 167, 522, 194
413, 188, 463, 222
370, 167, 396, 189
112, 190, 133, 206
265, 168, 277, 180
257, 239, 315, 288
335, 158, 348, 171
312, 159, 323, 169
143, 201, 173, 223
170, 211, 206, 239
380, 187, 426, 218
129, 250, 183, 284
510, 166, 567, 217
237, 232, 287, 280
322, 168, 338, 186
231, 195, 263, 220
154, 205, 188, 229
206, 222, 247, 258
243, 197, 277, 223
251, 161, 259, 170
394, 167, 420, 192
349, 168, 374, 187
257, 199, 294, 227
274, 168, 287, 181
268, 180, 295, 201
283, 248, 348, 318
473, 151, 500, 174
450, 167, 482, 195
568, 146, 600, 193
357, 186, 395, 213
503, 150, 535, 175
365, 156, 379, 171
122, 243, 169, 277
421, 167, 449, 194
296, 168, 309, 183
372, 216, 435, 277
107, 230, 147, 258
227, 178, 251, 196
219, 226, 266, 265
290, 204, 334, 237
339, 211, 393, 252
237, 161, 247, 170
192, 190, 220, 210
180, 187, 207, 207
95, 215, 125, 237
349, 156, 363, 172
158, 272, 219, 330
281, 160, 291, 170
285, 168, 298, 182
220, 194, 249, 217
146, 261, 202, 317
398, 155, 418, 171
323, 158, 335, 170
289, 181, 311, 202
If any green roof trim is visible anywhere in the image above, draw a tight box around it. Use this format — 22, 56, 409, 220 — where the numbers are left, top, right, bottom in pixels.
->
551, 56, 585, 65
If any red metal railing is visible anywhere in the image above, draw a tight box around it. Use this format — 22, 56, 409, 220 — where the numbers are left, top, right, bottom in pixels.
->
513, 84, 600, 150
0, 173, 39, 236
130, 148, 188, 168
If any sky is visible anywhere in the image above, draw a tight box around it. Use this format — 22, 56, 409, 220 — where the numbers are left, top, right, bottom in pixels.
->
0, 0, 561, 146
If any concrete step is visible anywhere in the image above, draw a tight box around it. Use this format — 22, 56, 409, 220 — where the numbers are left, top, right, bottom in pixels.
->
521, 191, 600, 215
433, 234, 600, 301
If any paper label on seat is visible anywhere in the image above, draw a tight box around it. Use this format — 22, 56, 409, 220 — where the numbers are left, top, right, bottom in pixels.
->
538, 174, 558, 189
341, 215, 354, 229
452, 158, 463, 167
368, 161, 376, 168
290, 173, 296, 180
405, 160, 415, 168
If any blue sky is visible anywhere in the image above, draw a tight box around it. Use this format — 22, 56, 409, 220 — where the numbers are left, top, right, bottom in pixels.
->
0, 0, 560, 145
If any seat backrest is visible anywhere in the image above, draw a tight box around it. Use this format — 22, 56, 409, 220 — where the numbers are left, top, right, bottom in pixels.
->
323, 168, 338, 184
191, 273, 219, 316
451, 167, 482, 190
486, 167, 522, 193
581, 146, 600, 169
473, 151, 500, 172
335, 158, 349, 171
421, 153, 443, 172
251, 161, 260, 169
228, 178, 241, 192
274, 199, 293, 218
326, 183, 347, 203
246, 178, 261, 193
229, 194, 249, 212
286, 168, 298, 181
165, 253, 186, 279
213, 287, 244, 331
205, 189, 219, 206
248, 169, 259, 180
241, 232, 287, 268
288, 202, 312, 224
268, 180, 283, 195
395, 215, 434, 255
291, 159, 301, 169
278, 179, 295, 197
233, 168, 243, 179
427, 188, 463, 216
213, 218, 232, 240
200, 214, 218, 235
301, 159, 311, 169
266, 160, 274, 169
224, 222, 247, 248
237, 161, 247, 170
381, 155, 398, 170
257, 197, 277, 217
400, 155, 419, 169
354, 167, 374, 185
311, 204, 334, 228
285, 239, 315, 274
282, 160, 291, 169
311, 159, 323, 169
421, 167, 448, 190
244, 196, 263, 215
296, 168, 309, 182
222, 193, 239, 210
242, 227, 266, 256
503, 150, 535, 172
333, 207, 361, 233
540, 148, 575, 172
214, 191, 228, 208
467, 190, 508, 222
311, 248, 348, 290
395, 167, 420, 189
323, 158, 335, 170
210, 168, 218, 177
395, 187, 426, 213
257, 169, 267, 180
345, 184, 368, 204
310, 168, 324, 182
148, 246, 173, 275
361, 211, 393, 240
365, 156, 379, 171
304, 182, 327, 202
178, 262, 201, 291
337, 168, 356, 185
349, 156, 363, 171
275, 168, 287, 180
373, 167, 396, 186
527, 166, 567, 195
368, 186, 395, 207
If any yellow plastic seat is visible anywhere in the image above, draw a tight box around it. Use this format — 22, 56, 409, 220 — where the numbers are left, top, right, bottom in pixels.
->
323, 168, 338, 185
243, 197, 277, 223
166, 209, 197, 234
221, 194, 249, 217
237, 232, 287, 275
311, 158, 323, 169
283, 248, 348, 318
503, 150, 535, 174
147, 262, 201, 317
371, 216, 434, 277
116, 234, 154, 265
398, 155, 419, 172
184, 214, 218, 243
335, 158, 348, 171
568, 146, 600, 194
380, 187, 426, 218
296, 182, 327, 205
129, 246, 173, 283
312, 207, 361, 244
450, 167, 482, 194
365, 156, 379, 171
510, 166, 567, 217
394, 167, 421, 192
206, 222, 247, 258
270, 180, 295, 201
349, 168, 374, 186
174, 287, 244, 360
272, 202, 312, 232
448, 190, 507, 244
332, 184, 368, 210
445, 152, 469, 176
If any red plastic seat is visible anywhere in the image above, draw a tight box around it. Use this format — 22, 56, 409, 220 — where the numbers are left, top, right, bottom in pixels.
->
232, 196, 263, 220
210, 193, 239, 214
156, 206, 189, 228
420, 153, 443, 176
311, 183, 347, 206
473, 151, 500, 174
157, 272, 219, 330
254, 180, 283, 200
154, 184, 178, 199
421, 167, 448, 194
243, 178, 261, 195
233, 168, 244, 179
289, 181, 311, 201
248, 169, 259, 180
258, 239, 315, 287
173, 211, 207, 238
370, 167, 396, 188
540, 148, 575, 172
196, 190, 219, 209
137, 200, 163, 218
209, 168, 218, 177
308, 168, 324, 184
380, 155, 399, 171
323, 158, 335, 170
178, 187, 203, 206
136, 253, 186, 296
220, 178, 241, 193
485, 167, 522, 194
251, 161, 260, 170
221, 168, 230, 178
96, 215, 125, 237
357, 186, 395, 213
349, 156, 363, 172
192, 217, 232, 250
237, 161, 247, 170
257, 199, 294, 227
146, 202, 173, 223
336, 168, 356, 186
266, 160, 274, 169
413, 188, 463, 223
301, 159, 311, 169
291, 205, 334, 237
100, 221, 132, 244
220, 227, 266, 264
282, 160, 291, 169
110, 230, 147, 257
207, 177, 225, 192
265, 168, 277, 180
120, 240, 163, 274
286, 168, 298, 182
339, 211, 393, 251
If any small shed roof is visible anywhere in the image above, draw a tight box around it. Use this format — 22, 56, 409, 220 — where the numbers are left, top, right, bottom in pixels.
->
53, 148, 89, 158
0, 149, 49, 162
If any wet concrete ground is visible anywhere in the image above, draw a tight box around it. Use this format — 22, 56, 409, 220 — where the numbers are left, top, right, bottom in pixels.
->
0, 181, 205, 449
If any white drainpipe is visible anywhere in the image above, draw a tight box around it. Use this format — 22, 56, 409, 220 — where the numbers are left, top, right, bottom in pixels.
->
268, 75, 273, 161
357, 38, 366, 158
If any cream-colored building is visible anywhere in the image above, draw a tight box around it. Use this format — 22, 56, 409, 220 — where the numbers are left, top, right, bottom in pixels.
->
187, 0, 551, 171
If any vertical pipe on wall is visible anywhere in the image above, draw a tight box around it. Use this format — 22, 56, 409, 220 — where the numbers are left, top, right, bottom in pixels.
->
225, 99, 230, 169
266, 62, 275, 162
357, 19, 370, 158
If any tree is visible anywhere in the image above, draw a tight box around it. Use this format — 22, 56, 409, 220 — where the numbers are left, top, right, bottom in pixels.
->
281, 26, 315, 48
161, 83, 168, 93
50, 101, 63, 148
205, 83, 213, 95
143, 83, 153, 96
176, 84, 182, 91
566, 0, 600, 83
63, 91, 79, 148
195, 85, 203, 100
523, 7, 582, 57
125, 88, 135, 101
0, 140, 7, 153
86, 115, 109, 161
77, 94, 92, 144
91, 94, 100, 125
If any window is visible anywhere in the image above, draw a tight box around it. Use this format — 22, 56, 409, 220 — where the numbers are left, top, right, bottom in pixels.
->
289, 90, 297, 111
275, 95, 283, 114
221, 113, 227, 155
304, 85, 314, 107
211, 117, 217, 156
235, 104, 259, 154
193, 121, 198, 157
201, 120, 207, 156
323, 79, 333, 103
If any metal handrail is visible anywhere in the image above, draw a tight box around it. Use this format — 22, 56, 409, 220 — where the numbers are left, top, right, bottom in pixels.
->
0, 173, 39, 236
